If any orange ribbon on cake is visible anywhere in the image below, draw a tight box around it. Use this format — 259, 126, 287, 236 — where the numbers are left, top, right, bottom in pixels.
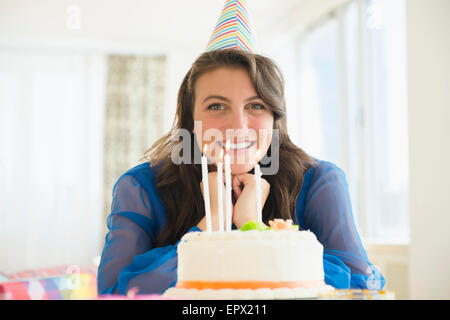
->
176, 280, 326, 290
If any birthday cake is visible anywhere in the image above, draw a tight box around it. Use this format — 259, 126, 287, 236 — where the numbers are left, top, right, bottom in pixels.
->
163, 220, 334, 299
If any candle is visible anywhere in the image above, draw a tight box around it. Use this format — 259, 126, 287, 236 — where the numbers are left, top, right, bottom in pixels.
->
201, 144, 212, 232
217, 149, 224, 232
254, 149, 262, 223
224, 141, 232, 231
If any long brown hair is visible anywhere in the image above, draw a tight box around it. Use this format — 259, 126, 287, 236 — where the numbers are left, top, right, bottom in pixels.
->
144, 49, 317, 246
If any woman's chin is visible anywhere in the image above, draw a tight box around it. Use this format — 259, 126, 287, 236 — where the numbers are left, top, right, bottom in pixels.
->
231, 163, 255, 175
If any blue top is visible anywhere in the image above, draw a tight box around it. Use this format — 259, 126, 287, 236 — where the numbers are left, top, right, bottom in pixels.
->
97, 159, 385, 295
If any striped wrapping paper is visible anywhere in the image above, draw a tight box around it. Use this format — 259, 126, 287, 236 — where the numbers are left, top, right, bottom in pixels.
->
0, 273, 97, 300
0, 265, 98, 300
206, 0, 255, 53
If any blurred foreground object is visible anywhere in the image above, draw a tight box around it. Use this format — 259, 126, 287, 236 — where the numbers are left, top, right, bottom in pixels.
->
318, 289, 395, 300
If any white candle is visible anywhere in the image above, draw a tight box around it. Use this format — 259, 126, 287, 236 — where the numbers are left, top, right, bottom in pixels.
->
217, 149, 224, 232
254, 150, 262, 223
224, 141, 232, 231
201, 144, 212, 232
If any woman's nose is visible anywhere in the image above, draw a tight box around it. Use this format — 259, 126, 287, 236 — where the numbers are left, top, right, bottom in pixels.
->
229, 109, 248, 130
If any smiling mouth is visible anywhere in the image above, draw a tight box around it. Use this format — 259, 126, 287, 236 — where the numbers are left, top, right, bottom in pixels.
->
217, 141, 256, 150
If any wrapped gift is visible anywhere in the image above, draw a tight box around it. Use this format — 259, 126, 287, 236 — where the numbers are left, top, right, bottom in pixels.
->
318, 289, 395, 300
0, 273, 97, 300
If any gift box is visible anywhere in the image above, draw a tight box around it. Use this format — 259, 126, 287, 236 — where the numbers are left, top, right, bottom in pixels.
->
317, 289, 395, 300
0, 271, 97, 300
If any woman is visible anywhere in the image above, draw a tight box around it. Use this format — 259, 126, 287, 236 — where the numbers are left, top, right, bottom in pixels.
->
97, 49, 385, 295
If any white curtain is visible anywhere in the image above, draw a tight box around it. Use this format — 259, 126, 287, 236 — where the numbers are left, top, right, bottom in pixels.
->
102, 55, 166, 234
0, 49, 106, 273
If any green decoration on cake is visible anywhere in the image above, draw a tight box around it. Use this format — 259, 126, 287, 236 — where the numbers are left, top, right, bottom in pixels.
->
240, 221, 271, 231
240, 219, 300, 231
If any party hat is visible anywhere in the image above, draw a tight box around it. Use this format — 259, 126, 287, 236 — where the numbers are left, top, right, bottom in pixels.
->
206, 0, 256, 53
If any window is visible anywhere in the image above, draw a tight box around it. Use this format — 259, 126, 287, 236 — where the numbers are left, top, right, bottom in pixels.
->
0, 49, 106, 272
296, 0, 409, 243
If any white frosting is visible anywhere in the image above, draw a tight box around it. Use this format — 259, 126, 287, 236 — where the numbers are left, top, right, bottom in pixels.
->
176, 229, 324, 283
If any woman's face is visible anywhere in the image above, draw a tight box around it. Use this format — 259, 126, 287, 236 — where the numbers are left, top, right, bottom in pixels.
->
193, 67, 274, 174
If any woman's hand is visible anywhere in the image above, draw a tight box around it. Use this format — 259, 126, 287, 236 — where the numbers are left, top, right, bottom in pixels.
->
197, 171, 227, 231
231, 173, 270, 229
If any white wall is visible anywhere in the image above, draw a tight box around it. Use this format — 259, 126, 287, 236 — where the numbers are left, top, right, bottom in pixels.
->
162, 48, 202, 133
0, 0, 216, 134
407, 0, 450, 300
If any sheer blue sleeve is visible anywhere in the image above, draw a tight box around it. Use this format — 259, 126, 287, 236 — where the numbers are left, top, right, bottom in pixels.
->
97, 174, 200, 295
298, 161, 385, 289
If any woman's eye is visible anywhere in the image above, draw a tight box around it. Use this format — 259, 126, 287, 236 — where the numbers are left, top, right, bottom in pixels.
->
207, 103, 224, 111
249, 104, 265, 110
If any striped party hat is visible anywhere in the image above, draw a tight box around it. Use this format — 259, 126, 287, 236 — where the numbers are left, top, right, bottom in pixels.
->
206, 0, 256, 53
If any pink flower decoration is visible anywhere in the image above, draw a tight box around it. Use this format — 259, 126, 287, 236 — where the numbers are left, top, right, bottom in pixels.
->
268, 219, 296, 231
